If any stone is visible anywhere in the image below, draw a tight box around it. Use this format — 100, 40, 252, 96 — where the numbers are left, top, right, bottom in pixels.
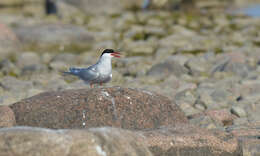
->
13, 23, 94, 51
231, 106, 247, 118
0, 106, 15, 128
16, 52, 41, 68
225, 62, 250, 78
179, 102, 200, 116
211, 52, 250, 77
10, 87, 188, 129
189, 114, 219, 129
21, 64, 47, 75
184, 57, 210, 76
139, 124, 241, 156
60, 0, 143, 14
210, 57, 230, 74
196, 92, 214, 109
226, 122, 260, 156
116, 56, 151, 77
205, 109, 235, 126
0, 76, 33, 92
175, 90, 197, 106
0, 59, 20, 76
147, 59, 188, 78
0, 126, 152, 156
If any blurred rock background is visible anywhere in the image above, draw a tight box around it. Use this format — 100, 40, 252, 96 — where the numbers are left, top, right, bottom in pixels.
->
0, 0, 260, 133
1, 0, 260, 155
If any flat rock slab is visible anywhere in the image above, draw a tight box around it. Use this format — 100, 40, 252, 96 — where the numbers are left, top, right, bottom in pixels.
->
0, 126, 152, 156
227, 122, 260, 156
0, 125, 243, 156
10, 87, 188, 129
138, 124, 242, 156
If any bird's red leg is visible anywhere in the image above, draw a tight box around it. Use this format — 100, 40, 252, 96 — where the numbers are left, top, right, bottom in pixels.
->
90, 83, 93, 88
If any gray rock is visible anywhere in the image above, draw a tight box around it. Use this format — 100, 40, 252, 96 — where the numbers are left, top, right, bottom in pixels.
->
0, 76, 33, 92
16, 52, 46, 74
175, 90, 197, 106
0, 59, 20, 76
0, 126, 152, 156
224, 62, 250, 78
179, 102, 200, 116
196, 92, 214, 109
244, 101, 260, 124
13, 23, 94, 51
21, 64, 47, 75
189, 115, 220, 129
184, 57, 210, 76
116, 56, 151, 77
231, 106, 247, 118
210, 88, 230, 103
51, 53, 79, 65
210, 57, 230, 74
16, 52, 41, 68
147, 60, 188, 78
60, 0, 143, 14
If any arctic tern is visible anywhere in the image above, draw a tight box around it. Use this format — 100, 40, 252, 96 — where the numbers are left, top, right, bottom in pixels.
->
64, 49, 121, 88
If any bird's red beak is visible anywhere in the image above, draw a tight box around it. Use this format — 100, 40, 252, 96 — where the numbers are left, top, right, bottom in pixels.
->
111, 52, 121, 58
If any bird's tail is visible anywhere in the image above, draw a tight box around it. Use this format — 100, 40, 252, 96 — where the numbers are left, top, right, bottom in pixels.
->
62, 67, 81, 76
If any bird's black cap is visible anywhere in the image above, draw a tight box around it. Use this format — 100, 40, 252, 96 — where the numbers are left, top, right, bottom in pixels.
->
101, 49, 115, 56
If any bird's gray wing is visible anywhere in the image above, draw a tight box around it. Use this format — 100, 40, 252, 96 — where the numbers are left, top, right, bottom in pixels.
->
78, 66, 99, 83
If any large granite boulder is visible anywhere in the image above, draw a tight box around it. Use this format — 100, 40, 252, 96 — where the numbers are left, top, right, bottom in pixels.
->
10, 87, 188, 129
0, 126, 152, 156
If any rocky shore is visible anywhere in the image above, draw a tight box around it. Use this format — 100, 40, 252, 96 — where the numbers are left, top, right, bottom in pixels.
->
0, 0, 260, 155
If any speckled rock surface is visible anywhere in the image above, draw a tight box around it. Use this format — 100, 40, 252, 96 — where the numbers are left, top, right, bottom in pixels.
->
0, 106, 16, 128
0, 126, 152, 156
138, 124, 242, 156
10, 87, 188, 129
226, 122, 260, 156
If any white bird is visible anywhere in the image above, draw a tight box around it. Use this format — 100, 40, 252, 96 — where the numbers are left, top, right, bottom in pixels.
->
64, 49, 121, 88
